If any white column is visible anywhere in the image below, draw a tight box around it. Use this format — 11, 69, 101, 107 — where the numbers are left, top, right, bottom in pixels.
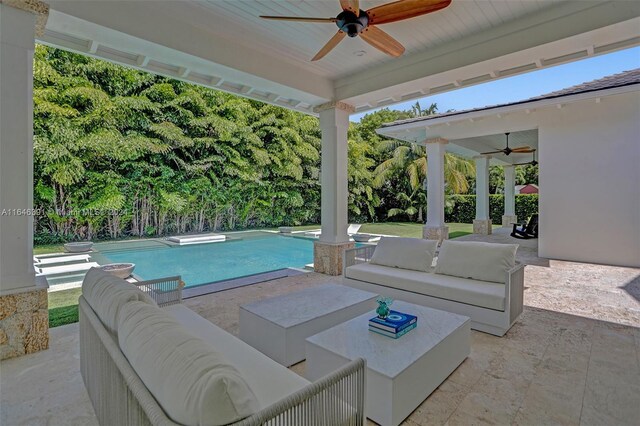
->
312, 102, 355, 276
423, 138, 449, 241
318, 103, 351, 244
502, 165, 517, 227
0, 4, 37, 292
473, 155, 492, 234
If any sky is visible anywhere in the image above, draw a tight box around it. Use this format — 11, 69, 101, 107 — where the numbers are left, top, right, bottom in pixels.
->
351, 46, 640, 122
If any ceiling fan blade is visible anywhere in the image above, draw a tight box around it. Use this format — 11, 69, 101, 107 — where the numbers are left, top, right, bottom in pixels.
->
480, 150, 506, 155
311, 31, 346, 61
366, 0, 451, 25
512, 148, 536, 153
340, 0, 360, 15
511, 146, 533, 151
260, 16, 337, 23
360, 26, 405, 57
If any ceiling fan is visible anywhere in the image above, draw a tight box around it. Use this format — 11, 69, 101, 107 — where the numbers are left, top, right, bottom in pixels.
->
481, 133, 536, 156
513, 150, 538, 166
260, 0, 452, 61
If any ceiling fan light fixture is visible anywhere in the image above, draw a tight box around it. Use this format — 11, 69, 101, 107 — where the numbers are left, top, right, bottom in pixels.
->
336, 9, 369, 37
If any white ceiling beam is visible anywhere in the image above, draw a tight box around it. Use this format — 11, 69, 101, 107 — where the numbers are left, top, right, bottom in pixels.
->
44, 3, 333, 105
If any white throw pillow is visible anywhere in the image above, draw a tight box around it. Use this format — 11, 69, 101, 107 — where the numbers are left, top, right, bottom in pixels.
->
370, 237, 438, 272
118, 301, 259, 426
435, 240, 518, 283
81, 267, 156, 334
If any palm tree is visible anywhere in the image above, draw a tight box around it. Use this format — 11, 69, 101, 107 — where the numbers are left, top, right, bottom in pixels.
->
372, 139, 475, 222
373, 140, 475, 194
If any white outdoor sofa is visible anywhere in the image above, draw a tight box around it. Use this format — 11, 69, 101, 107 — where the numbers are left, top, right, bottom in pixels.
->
342, 238, 525, 337
79, 268, 365, 426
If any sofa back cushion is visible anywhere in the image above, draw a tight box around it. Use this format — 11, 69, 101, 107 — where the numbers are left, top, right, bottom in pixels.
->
82, 267, 156, 334
435, 241, 518, 283
118, 301, 259, 426
370, 237, 438, 272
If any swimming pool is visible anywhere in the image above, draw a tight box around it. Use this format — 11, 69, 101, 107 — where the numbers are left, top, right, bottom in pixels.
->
99, 232, 315, 288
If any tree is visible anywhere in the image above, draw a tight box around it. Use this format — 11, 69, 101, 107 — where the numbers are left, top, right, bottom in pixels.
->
32, 45, 537, 242
372, 141, 475, 221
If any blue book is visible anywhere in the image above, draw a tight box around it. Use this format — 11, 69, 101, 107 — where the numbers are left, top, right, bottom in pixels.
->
369, 322, 417, 339
369, 310, 417, 333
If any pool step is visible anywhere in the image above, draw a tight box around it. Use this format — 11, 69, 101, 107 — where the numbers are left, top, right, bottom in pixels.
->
167, 233, 226, 245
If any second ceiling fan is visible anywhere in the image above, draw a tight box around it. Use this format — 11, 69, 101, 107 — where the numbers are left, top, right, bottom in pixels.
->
260, 0, 452, 61
481, 133, 536, 156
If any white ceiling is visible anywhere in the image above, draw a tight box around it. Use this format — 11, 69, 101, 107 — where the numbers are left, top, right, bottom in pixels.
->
446, 130, 539, 165
41, 1, 640, 115
196, 0, 562, 79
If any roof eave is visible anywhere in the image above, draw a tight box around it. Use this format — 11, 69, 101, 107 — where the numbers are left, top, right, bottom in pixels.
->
377, 83, 640, 139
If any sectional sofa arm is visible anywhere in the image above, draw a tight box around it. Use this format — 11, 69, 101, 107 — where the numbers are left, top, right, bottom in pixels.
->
505, 263, 525, 323
234, 358, 366, 426
134, 276, 184, 307
343, 245, 377, 275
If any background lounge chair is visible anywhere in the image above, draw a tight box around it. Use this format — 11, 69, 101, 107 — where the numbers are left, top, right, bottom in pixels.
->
511, 214, 538, 239
305, 224, 362, 238
34, 254, 91, 265
35, 262, 100, 276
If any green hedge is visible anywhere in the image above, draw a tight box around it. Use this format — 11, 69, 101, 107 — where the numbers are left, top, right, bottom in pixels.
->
445, 194, 538, 224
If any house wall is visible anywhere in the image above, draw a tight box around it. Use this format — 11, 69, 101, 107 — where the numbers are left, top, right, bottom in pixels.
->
538, 91, 640, 267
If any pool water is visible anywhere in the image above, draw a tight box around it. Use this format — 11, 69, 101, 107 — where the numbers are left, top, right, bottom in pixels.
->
101, 232, 314, 288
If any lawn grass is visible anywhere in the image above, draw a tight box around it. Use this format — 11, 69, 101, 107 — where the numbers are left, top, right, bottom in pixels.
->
358, 222, 500, 239
284, 222, 489, 238
34, 244, 66, 255
48, 287, 82, 328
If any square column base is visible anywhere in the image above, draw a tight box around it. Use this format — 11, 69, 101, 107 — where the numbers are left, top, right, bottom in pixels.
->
473, 219, 493, 235
0, 279, 49, 360
501, 215, 518, 228
423, 225, 449, 242
313, 241, 355, 276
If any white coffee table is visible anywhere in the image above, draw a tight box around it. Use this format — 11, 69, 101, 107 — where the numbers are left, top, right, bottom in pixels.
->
239, 283, 377, 366
305, 301, 470, 426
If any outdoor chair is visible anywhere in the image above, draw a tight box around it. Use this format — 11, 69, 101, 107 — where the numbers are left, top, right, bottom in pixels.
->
511, 214, 538, 239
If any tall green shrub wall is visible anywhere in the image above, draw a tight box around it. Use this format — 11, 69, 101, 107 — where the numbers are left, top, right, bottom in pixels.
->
445, 194, 538, 223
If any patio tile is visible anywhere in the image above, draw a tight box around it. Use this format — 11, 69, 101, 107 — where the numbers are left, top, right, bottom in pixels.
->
0, 323, 98, 426
580, 378, 640, 426
513, 379, 583, 426
447, 333, 502, 387
447, 373, 529, 425
412, 379, 469, 425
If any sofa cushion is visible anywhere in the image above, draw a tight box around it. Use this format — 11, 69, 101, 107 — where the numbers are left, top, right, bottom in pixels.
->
81, 267, 156, 334
163, 304, 310, 409
370, 237, 438, 272
118, 302, 259, 426
435, 241, 518, 284
346, 263, 505, 311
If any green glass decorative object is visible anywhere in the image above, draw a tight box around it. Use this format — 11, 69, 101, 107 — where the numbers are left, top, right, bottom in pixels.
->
376, 297, 393, 319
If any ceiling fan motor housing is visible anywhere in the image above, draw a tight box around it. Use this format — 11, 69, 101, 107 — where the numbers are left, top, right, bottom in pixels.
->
336, 10, 369, 37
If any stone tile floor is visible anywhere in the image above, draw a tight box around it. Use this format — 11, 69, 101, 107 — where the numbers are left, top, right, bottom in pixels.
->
1, 229, 639, 425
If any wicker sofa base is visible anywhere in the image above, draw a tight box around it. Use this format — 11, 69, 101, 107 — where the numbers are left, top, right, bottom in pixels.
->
79, 296, 366, 425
